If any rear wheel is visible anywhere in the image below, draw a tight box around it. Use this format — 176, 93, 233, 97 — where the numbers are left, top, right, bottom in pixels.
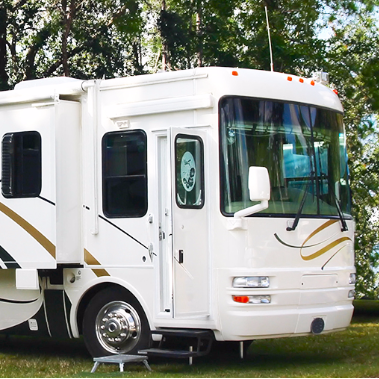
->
82, 287, 150, 357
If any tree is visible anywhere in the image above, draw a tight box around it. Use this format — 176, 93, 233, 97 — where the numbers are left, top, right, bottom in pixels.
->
325, 8, 379, 297
0, 3, 8, 90
153, 0, 243, 70
0, 0, 45, 88
0, 0, 146, 88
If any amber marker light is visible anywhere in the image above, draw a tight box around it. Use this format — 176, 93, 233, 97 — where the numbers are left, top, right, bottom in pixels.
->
299, 78, 304, 83
333, 89, 338, 95
233, 295, 271, 304
287, 76, 293, 81
310, 80, 315, 86
232, 70, 239, 76
233, 295, 249, 303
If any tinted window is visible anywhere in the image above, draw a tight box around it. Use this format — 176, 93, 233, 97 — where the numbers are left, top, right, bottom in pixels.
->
102, 130, 147, 217
2, 131, 42, 198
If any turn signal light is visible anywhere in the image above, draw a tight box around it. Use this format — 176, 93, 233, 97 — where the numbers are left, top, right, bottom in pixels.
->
233, 295, 271, 304
233, 296, 249, 303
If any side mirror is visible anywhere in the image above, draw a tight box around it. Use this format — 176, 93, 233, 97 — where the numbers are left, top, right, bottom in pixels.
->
234, 166, 270, 219
249, 166, 270, 202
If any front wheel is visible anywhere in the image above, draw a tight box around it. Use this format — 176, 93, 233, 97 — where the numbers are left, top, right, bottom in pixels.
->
82, 287, 150, 357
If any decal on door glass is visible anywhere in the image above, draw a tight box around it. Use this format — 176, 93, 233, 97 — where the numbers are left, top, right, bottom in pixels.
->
181, 151, 196, 192
175, 135, 204, 209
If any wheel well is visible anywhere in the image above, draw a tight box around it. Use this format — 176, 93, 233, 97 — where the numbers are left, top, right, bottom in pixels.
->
76, 283, 136, 335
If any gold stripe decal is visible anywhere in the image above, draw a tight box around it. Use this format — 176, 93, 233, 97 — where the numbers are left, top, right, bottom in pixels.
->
84, 249, 110, 277
0, 201, 55, 258
275, 219, 352, 267
302, 219, 339, 247
300, 237, 351, 261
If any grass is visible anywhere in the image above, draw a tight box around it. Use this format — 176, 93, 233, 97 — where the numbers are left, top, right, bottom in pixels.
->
0, 300, 378, 377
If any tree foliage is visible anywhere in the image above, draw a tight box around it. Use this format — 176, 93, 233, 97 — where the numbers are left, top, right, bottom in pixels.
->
0, 0, 145, 89
0, 0, 379, 296
323, 8, 379, 297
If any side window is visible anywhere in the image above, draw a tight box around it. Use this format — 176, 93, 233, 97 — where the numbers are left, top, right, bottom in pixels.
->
175, 135, 204, 209
102, 130, 147, 218
2, 131, 42, 198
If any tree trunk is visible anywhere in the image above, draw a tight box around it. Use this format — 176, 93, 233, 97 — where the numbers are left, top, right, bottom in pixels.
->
196, 0, 203, 67
61, 0, 76, 77
161, 0, 168, 71
0, 4, 9, 90
25, 27, 50, 79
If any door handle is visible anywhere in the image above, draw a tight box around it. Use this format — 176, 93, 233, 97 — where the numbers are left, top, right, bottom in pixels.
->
178, 250, 184, 264
159, 227, 165, 241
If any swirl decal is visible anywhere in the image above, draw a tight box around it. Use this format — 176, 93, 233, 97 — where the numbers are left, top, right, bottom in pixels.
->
0, 297, 38, 304
275, 219, 352, 268
0, 201, 56, 258
300, 236, 351, 261
0, 245, 20, 269
84, 249, 110, 277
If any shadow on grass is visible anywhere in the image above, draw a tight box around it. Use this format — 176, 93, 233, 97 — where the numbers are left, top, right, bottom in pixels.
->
0, 326, 354, 375
353, 299, 379, 317
0, 334, 90, 360
143, 337, 344, 376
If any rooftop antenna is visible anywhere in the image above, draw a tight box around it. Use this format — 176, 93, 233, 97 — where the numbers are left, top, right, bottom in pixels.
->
265, 6, 274, 72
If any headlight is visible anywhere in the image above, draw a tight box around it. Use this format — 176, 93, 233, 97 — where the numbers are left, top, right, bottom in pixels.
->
233, 276, 270, 288
349, 273, 356, 285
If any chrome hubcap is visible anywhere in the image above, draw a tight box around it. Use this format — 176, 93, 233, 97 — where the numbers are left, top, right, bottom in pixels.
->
95, 301, 141, 353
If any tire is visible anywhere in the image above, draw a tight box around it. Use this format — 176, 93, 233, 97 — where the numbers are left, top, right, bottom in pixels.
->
82, 287, 150, 357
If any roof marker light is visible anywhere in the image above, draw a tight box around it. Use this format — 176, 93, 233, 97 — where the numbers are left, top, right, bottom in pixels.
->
310, 80, 315, 86
299, 78, 304, 83
287, 76, 293, 81
232, 71, 239, 76
333, 89, 338, 95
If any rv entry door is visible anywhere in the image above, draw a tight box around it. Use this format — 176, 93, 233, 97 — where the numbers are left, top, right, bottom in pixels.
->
171, 128, 209, 318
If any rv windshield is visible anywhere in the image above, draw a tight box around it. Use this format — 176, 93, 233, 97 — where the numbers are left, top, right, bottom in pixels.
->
220, 96, 351, 217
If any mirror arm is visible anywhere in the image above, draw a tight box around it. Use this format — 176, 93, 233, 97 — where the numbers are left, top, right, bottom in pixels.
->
234, 200, 269, 219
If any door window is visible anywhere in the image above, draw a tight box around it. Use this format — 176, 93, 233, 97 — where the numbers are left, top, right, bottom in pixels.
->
175, 135, 204, 209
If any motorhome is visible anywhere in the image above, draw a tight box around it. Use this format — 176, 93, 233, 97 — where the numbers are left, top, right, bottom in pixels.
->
0, 67, 355, 358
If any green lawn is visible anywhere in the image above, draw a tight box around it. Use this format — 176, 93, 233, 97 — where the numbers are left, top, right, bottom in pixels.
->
0, 300, 378, 377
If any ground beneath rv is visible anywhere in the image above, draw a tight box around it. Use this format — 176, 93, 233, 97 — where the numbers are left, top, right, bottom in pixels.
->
0, 300, 377, 378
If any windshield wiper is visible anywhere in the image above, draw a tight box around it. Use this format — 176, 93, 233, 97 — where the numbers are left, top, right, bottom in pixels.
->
334, 196, 348, 231
286, 171, 315, 231
327, 175, 348, 232
287, 172, 348, 232
318, 170, 348, 232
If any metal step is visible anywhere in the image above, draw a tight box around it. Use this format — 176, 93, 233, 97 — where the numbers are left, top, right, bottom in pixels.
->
138, 348, 198, 358
150, 328, 213, 339
139, 328, 213, 361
